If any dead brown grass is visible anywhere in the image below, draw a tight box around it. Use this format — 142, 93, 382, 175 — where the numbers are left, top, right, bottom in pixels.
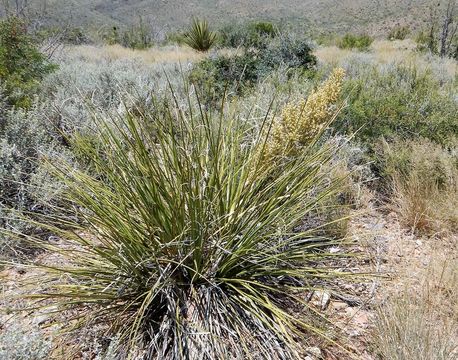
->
392, 175, 458, 236
382, 139, 458, 236
374, 253, 458, 360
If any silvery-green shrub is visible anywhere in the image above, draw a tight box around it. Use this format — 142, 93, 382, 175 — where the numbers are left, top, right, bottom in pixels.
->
0, 323, 51, 360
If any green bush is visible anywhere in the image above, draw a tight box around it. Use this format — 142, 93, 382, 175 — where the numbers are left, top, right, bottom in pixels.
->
387, 25, 410, 41
122, 19, 154, 50
103, 26, 120, 45
15, 86, 350, 358
261, 35, 317, 72
189, 50, 261, 101
0, 16, 57, 108
337, 33, 373, 51
338, 64, 458, 149
219, 21, 278, 49
415, 30, 438, 54
251, 21, 277, 38
166, 31, 187, 45
189, 36, 316, 103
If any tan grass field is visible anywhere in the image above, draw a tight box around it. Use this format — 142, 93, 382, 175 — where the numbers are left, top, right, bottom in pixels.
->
315, 40, 458, 77
65, 41, 458, 81
64, 44, 207, 64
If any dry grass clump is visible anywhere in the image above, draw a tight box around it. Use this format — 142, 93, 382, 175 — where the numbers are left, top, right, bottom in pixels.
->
374, 258, 458, 360
382, 139, 458, 235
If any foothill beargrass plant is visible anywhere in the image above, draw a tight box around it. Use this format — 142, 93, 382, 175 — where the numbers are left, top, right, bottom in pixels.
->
183, 18, 217, 52
260, 68, 345, 164
4, 70, 353, 359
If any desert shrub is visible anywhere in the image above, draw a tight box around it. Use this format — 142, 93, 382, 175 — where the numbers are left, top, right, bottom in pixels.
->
260, 35, 317, 74
36, 26, 89, 45
251, 21, 277, 37
337, 33, 373, 51
414, 3, 458, 60
338, 64, 458, 150
416, 31, 457, 59
0, 16, 57, 108
183, 18, 217, 52
387, 25, 410, 41
189, 50, 261, 101
381, 138, 458, 235
121, 18, 154, 50
0, 323, 52, 360
415, 26, 457, 60
416, 30, 438, 54
103, 19, 153, 49
218, 20, 278, 49
103, 26, 121, 45
39, 57, 187, 133
13, 73, 351, 359
63, 27, 89, 45
189, 35, 316, 103
166, 31, 187, 45
0, 103, 69, 258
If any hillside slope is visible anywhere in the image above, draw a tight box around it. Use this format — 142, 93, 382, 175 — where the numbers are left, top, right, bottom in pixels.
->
2, 0, 436, 35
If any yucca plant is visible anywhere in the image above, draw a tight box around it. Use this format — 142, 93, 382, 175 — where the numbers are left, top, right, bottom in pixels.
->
7, 74, 351, 359
183, 18, 217, 52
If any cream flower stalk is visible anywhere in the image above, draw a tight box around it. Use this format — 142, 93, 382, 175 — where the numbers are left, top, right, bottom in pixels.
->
262, 68, 346, 163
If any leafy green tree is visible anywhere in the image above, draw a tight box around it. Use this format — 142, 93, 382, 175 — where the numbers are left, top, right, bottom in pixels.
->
0, 16, 56, 108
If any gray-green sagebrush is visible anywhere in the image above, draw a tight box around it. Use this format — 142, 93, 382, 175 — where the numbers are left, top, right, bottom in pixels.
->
4, 87, 353, 359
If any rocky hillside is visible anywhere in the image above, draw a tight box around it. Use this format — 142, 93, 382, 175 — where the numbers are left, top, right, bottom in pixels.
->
2, 0, 437, 35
